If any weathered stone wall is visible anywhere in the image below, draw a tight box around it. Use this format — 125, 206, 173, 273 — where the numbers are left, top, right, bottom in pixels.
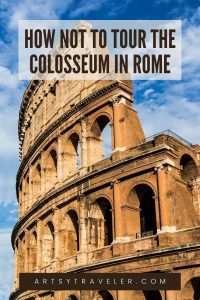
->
11, 79, 200, 300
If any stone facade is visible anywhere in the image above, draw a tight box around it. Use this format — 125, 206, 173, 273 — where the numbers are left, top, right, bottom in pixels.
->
10, 79, 200, 300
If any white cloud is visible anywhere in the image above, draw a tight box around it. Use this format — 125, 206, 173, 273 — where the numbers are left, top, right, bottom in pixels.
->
144, 88, 155, 97
1, 0, 73, 29
135, 95, 200, 143
0, 67, 18, 89
70, 0, 108, 18
0, 229, 14, 300
134, 7, 200, 145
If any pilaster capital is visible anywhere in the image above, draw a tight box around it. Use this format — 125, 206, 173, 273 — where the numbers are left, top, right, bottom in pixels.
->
111, 179, 120, 186
111, 91, 131, 105
154, 158, 175, 172
77, 192, 85, 201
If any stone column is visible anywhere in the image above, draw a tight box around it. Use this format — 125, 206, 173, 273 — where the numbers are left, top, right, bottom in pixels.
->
118, 291, 127, 300
18, 186, 23, 218
77, 195, 88, 265
43, 95, 47, 130
29, 165, 33, 208
191, 177, 200, 220
17, 238, 23, 274
14, 244, 18, 289
165, 290, 177, 299
112, 180, 127, 243
22, 178, 28, 213
41, 151, 46, 195
36, 219, 42, 271
57, 135, 63, 183
112, 95, 126, 152
24, 230, 30, 272
80, 118, 88, 175
53, 207, 62, 268
155, 162, 175, 233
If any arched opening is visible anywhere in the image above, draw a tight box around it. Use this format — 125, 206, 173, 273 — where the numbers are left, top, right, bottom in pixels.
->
46, 149, 57, 190
181, 277, 200, 299
98, 290, 114, 300
89, 115, 112, 164
127, 184, 157, 238
68, 295, 78, 300
90, 198, 113, 249
180, 154, 199, 183
66, 133, 81, 175
64, 210, 79, 257
43, 221, 55, 265
32, 163, 41, 200
40, 292, 54, 299
29, 231, 37, 271
144, 291, 162, 300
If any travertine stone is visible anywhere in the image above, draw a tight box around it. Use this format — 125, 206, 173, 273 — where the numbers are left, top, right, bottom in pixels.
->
11, 79, 200, 300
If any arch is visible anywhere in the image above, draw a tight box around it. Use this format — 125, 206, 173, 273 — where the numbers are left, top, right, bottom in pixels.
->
89, 115, 112, 164
64, 209, 79, 257
181, 277, 200, 300
180, 154, 199, 183
144, 291, 162, 300
46, 148, 58, 189
67, 295, 78, 300
43, 221, 55, 265
66, 132, 81, 174
98, 290, 114, 300
29, 231, 37, 271
90, 197, 113, 249
32, 163, 41, 200
127, 184, 157, 238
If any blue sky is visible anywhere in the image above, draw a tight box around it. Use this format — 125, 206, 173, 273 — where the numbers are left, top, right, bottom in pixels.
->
0, 0, 200, 299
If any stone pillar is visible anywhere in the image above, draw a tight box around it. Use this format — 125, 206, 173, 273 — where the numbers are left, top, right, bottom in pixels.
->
41, 152, 46, 195
77, 195, 88, 265
22, 178, 27, 213
191, 177, 200, 220
53, 207, 62, 267
80, 118, 88, 175
118, 291, 127, 300
112, 95, 126, 152
29, 165, 33, 208
24, 230, 30, 272
155, 163, 175, 233
18, 186, 23, 218
17, 238, 23, 274
14, 244, 18, 289
31, 113, 35, 142
112, 180, 127, 243
80, 290, 90, 300
36, 219, 42, 271
43, 95, 47, 129
57, 135, 63, 183
165, 290, 177, 299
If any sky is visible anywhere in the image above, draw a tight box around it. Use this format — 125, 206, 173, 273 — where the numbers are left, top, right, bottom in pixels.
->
0, 0, 200, 299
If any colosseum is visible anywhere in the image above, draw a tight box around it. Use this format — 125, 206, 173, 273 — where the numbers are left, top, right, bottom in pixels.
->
10, 78, 200, 300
